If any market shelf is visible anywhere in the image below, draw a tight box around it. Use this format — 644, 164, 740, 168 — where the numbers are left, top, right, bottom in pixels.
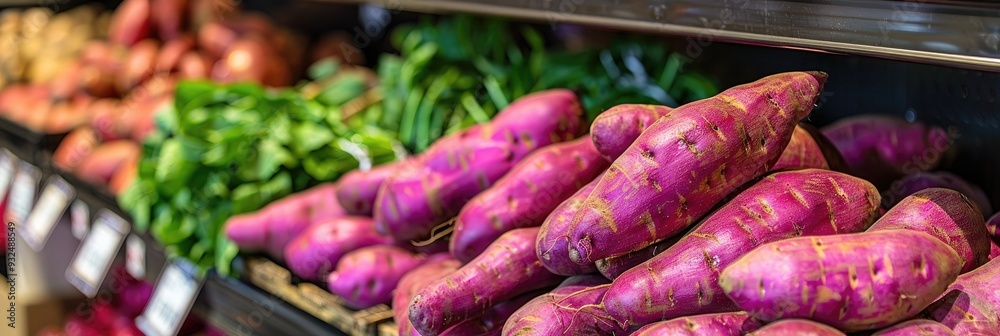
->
307, 0, 1000, 71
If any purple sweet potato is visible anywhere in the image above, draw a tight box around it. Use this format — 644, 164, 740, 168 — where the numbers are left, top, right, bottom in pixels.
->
408, 227, 565, 336
282, 217, 392, 281
871, 319, 957, 336
594, 230, 685, 281
442, 289, 550, 336
536, 178, 601, 276
224, 183, 344, 258
924, 289, 1000, 335
719, 230, 963, 331
451, 138, 610, 263
590, 104, 673, 161
747, 320, 845, 336
631, 312, 763, 336
564, 71, 827, 266
991, 241, 1000, 260
868, 188, 990, 273
605, 169, 880, 326
375, 90, 583, 242
821, 115, 950, 188
336, 161, 405, 216
501, 285, 625, 336
882, 172, 992, 216
772, 125, 832, 171
988, 212, 999, 244
327, 245, 426, 310
395, 255, 462, 336
945, 258, 1000, 312
556, 274, 610, 290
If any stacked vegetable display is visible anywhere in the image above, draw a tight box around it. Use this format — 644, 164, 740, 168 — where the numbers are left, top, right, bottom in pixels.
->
222, 69, 1000, 335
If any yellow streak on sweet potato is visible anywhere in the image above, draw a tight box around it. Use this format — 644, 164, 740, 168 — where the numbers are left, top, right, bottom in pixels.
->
741, 205, 770, 229
848, 265, 859, 290
758, 198, 775, 217
763, 117, 777, 136
678, 132, 701, 157
882, 253, 895, 279
640, 211, 656, 241
589, 197, 619, 233
718, 94, 748, 114
521, 133, 535, 150
675, 194, 689, 219
828, 177, 849, 202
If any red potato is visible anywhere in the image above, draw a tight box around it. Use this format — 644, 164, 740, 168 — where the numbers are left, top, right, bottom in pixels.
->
108, 0, 151, 46
882, 171, 992, 217
500, 284, 624, 336
116, 39, 160, 94
631, 312, 763, 336
196, 21, 239, 59
155, 35, 195, 73
747, 320, 845, 336
151, 0, 187, 40
868, 188, 990, 273
282, 217, 392, 281
605, 169, 880, 327
74, 141, 142, 185
536, 177, 600, 276
409, 227, 565, 336
563, 72, 827, 267
336, 161, 405, 216
590, 104, 673, 161
42, 95, 94, 135
327, 245, 426, 310
719, 230, 963, 331
177, 51, 213, 79
395, 255, 462, 336
821, 115, 950, 188
871, 319, 956, 336
451, 138, 611, 263
53, 127, 101, 172
376, 90, 583, 243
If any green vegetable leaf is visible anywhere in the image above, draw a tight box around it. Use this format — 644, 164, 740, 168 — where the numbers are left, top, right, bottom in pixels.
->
291, 122, 336, 155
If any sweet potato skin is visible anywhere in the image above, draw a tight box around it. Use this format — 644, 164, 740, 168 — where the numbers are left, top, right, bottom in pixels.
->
590, 104, 673, 162
719, 230, 963, 331
442, 289, 549, 336
336, 162, 404, 216
605, 169, 880, 326
868, 188, 990, 273
594, 233, 683, 280
564, 72, 827, 266
395, 255, 462, 336
772, 125, 831, 171
223, 183, 343, 257
327, 245, 426, 310
282, 217, 392, 281
631, 312, 763, 336
536, 178, 600, 276
871, 319, 956, 336
987, 212, 999, 244
375, 90, 583, 242
821, 115, 949, 188
500, 285, 624, 336
408, 227, 564, 336
882, 172, 992, 216
991, 241, 1000, 260
747, 320, 845, 336
451, 138, 610, 263
924, 289, 1000, 335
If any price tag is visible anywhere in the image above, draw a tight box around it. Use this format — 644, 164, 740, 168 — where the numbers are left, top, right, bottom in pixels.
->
125, 235, 145, 280
71, 200, 89, 240
0, 149, 16, 200
66, 209, 129, 298
5, 160, 38, 225
136, 260, 202, 336
21, 176, 75, 251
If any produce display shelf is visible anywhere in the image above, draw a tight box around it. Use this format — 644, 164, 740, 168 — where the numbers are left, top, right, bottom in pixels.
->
307, 0, 1000, 71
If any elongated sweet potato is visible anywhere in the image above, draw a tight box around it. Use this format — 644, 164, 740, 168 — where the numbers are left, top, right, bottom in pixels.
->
821, 115, 949, 188
924, 288, 1000, 335
747, 320, 845, 336
772, 124, 843, 172
868, 188, 990, 273
336, 162, 404, 216
108, 0, 151, 46
883, 172, 992, 216
590, 104, 673, 161
631, 312, 763, 336
327, 245, 426, 310
443, 288, 550, 336
556, 274, 610, 289
376, 90, 583, 242
451, 138, 610, 263
283, 217, 392, 281
536, 178, 600, 276
871, 319, 956, 336
605, 169, 880, 326
564, 72, 827, 266
223, 183, 344, 258
409, 228, 564, 336
719, 230, 963, 331
395, 255, 462, 336
501, 284, 624, 336
151, 0, 187, 40
594, 229, 685, 280
75, 140, 142, 185
53, 127, 100, 172
945, 258, 1000, 313
155, 35, 194, 73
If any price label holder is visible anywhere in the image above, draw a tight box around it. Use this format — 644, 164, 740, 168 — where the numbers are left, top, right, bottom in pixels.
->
0, 149, 16, 200
21, 176, 75, 251
71, 200, 89, 240
5, 160, 38, 225
66, 209, 130, 298
136, 260, 202, 336
125, 235, 145, 280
